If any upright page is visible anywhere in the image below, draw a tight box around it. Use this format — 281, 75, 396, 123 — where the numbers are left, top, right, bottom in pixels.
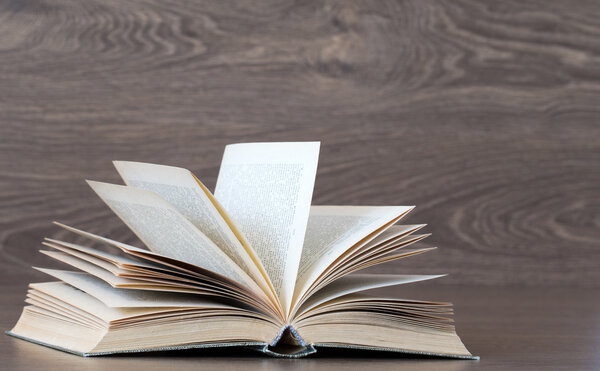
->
215, 142, 320, 314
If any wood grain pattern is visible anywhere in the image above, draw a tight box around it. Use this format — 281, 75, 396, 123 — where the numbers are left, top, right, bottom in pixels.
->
1, 0, 599, 290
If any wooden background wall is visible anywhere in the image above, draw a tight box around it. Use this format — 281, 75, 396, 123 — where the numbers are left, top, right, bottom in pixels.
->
1, 0, 598, 289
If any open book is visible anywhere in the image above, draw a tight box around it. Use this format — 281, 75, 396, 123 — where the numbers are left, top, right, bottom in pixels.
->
7, 142, 476, 359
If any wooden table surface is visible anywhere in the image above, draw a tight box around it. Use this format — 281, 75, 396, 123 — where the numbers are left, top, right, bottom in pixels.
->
2, 282, 599, 370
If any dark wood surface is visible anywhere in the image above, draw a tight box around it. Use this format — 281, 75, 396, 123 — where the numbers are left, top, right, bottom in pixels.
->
2, 284, 599, 370
1, 0, 599, 369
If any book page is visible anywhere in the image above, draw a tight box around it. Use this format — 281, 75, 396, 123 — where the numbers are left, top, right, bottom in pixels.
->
292, 206, 413, 309
43, 238, 250, 288
29, 282, 177, 323
53, 222, 272, 292
40, 242, 280, 316
363, 224, 426, 249
350, 234, 431, 265
44, 238, 159, 269
333, 233, 431, 276
36, 269, 233, 308
214, 142, 320, 314
295, 274, 444, 318
40, 248, 129, 278
113, 161, 275, 301
86, 181, 258, 291
348, 246, 437, 271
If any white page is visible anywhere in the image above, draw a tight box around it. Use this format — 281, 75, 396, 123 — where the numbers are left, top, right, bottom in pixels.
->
44, 238, 158, 269
39, 251, 145, 287
53, 222, 259, 287
315, 246, 438, 291
339, 233, 431, 273
113, 161, 275, 300
43, 238, 240, 287
331, 225, 426, 269
36, 269, 232, 308
41, 248, 127, 277
86, 181, 257, 290
30, 282, 169, 322
54, 222, 153, 255
214, 142, 320, 314
351, 246, 437, 270
292, 205, 413, 310
295, 274, 444, 317
363, 224, 426, 249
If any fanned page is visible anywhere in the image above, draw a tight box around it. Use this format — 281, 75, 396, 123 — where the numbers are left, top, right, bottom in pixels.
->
112, 161, 277, 305
294, 274, 443, 318
34, 269, 231, 308
293, 206, 413, 310
214, 142, 320, 314
86, 181, 260, 293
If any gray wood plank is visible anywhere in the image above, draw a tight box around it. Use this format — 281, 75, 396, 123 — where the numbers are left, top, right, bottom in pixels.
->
0, 0, 599, 288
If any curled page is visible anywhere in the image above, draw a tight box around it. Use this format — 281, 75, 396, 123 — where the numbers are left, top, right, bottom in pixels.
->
293, 206, 413, 311
35, 269, 233, 308
215, 142, 320, 314
86, 181, 258, 291
294, 274, 444, 318
28, 282, 173, 323
112, 161, 276, 304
